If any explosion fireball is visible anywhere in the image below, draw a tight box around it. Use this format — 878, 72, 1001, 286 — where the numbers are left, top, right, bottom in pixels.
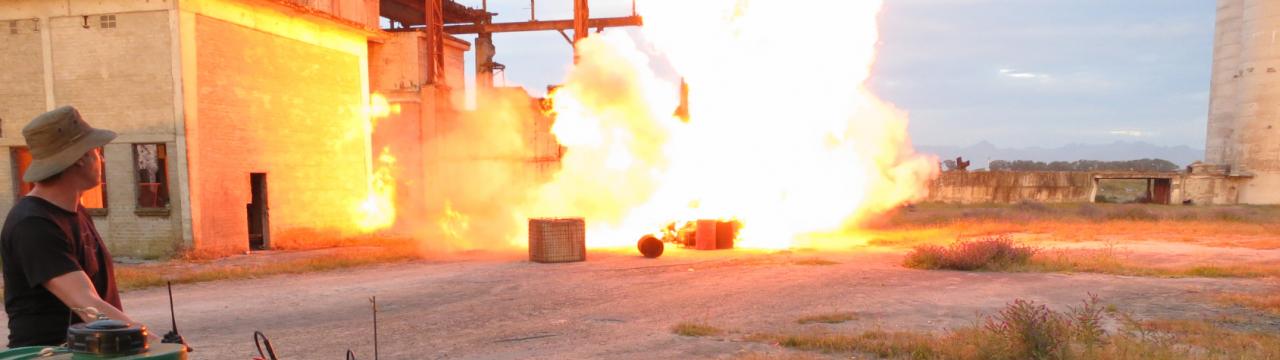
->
523, 0, 938, 249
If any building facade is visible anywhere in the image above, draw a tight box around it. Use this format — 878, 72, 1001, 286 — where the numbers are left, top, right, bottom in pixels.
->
0, 0, 470, 258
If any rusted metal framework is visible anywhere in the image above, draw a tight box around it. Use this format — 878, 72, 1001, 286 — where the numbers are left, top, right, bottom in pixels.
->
426, 0, 445, 84
378, 0, 643, 89
442, 16, 641, 34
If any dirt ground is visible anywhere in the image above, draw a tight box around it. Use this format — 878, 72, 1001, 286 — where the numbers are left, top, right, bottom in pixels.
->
3, 241, 1275, 360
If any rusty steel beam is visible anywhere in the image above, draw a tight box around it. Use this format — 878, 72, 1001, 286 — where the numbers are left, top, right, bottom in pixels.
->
425, 0, 445, 84
443, 16, 642, 34
573, 0, 589, 43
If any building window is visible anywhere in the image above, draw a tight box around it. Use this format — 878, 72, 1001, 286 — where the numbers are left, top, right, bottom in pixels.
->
8, 21, 17, 35
99, 15, 116, 29
11, 147, 108, 212
133, 144, 169, 209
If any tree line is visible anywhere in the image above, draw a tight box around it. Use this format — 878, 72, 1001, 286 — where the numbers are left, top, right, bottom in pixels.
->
944, 158, 1180, 172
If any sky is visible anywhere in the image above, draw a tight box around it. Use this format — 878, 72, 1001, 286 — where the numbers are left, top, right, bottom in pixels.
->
452, 0, 1216, 149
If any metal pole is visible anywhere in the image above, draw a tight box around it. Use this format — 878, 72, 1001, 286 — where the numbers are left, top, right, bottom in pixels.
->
371, 296, 379, 360
573, 0, 589, 42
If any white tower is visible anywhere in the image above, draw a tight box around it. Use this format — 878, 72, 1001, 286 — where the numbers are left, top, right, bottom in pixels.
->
1206, 0, 1280, 204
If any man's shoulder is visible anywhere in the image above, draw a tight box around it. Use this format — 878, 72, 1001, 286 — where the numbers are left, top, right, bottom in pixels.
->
2, 198, 66, 237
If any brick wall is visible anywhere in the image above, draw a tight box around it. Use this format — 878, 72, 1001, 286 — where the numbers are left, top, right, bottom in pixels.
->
51, 12, 175, 134
49, 11, 182, 258
0, 18, 46, 141
190, 14, 369, 253
0, 17, 46, 216
0, 9, 182, 259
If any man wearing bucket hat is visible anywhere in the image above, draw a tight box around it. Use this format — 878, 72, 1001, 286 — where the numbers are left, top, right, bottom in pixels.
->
0, 106, 137, 347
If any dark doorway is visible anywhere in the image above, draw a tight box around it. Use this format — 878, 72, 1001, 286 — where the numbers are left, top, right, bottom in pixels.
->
1095, 178, 1173, 205
1151, 178, 1172, 205
247, 173, 269, 250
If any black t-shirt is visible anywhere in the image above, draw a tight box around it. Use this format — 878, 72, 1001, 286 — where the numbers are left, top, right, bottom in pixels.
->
1, 196, 120, 347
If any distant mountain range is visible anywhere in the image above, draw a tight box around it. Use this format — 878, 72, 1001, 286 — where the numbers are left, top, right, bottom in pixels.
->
915, 141, 1205, 169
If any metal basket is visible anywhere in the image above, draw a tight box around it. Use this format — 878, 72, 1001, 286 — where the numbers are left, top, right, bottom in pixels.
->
528, 218, 586, 263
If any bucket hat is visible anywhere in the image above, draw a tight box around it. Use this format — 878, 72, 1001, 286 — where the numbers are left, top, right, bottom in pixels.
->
21, 106, 117, 182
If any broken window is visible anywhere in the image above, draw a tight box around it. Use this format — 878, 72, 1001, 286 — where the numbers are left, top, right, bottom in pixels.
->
133, 143, 169, 209
11, 146, 108, 212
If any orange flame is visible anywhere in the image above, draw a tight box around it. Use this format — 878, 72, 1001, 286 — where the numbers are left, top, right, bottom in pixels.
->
524, 0, 937, 249
438, 200, 471, 242
356, 147, 398, 232
355, 93, 400, 232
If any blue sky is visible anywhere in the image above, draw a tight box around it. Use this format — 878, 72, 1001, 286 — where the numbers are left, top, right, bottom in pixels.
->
455, 0, 1216, 149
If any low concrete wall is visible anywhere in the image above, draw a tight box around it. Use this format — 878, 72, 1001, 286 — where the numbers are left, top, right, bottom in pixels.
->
925, 168, 1247, 205
926, 171, 1095, 204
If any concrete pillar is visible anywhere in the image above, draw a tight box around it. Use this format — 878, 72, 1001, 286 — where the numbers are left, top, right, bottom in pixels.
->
475, 33, 494, 93
1234, 0, 1280, 203
1206, 0, 1244, 165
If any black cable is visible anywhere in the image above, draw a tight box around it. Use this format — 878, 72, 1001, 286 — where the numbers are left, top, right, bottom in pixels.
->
253, 331, 278, 360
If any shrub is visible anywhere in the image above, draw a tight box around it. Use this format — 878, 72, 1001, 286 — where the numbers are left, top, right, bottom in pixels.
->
796, 312, 858, 325
984, 300, 1069, 359
904, 235, 1036, 271
751, 295, 1280, 359
672, 322, 722, 337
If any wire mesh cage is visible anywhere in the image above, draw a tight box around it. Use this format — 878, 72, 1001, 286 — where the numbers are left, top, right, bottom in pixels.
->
528, 218, 586, 263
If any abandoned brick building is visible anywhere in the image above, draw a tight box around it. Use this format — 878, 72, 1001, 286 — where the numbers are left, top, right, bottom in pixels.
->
0, 0, 490, 258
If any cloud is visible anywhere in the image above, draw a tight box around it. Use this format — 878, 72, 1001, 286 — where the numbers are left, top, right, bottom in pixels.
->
999, 68, 1051, 80
1109, 129, 1150, 137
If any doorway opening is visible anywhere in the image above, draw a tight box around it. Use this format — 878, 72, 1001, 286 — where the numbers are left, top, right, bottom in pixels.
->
1095, 178, 1172, 204
247, 173, 270, 250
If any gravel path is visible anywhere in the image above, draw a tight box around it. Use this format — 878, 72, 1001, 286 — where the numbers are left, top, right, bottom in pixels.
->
2, 247, 1275, 359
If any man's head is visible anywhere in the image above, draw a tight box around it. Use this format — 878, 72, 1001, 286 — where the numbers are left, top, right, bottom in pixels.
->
22, 106, 116, 190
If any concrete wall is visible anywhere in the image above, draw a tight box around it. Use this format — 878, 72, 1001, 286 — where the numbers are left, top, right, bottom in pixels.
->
180, 0, 372, 254
443, 36, 470, 110
926, 169, 1255, 205
0, 1, 187, 258
1207, 0, 1280, 204
926, 171, 1095, 204
1207, 0, 1244, 165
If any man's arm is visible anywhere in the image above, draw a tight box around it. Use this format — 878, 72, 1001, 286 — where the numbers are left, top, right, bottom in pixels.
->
44, 271, 132, 323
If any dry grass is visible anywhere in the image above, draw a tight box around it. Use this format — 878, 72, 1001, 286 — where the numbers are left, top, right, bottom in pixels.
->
731, 352, 825, 360
116, 244, 420, 291
745, 296, 1280, 359
748, 330, 938, 358
672, 322, 723, 337
898, 231, 1280, 279
1216, 292, 1280, 315
870, 203, 1280, 250
797, 312, 858, 324
1023, 249, 1280, 278
790, 257, 839, 266
903, 235, 1036, 271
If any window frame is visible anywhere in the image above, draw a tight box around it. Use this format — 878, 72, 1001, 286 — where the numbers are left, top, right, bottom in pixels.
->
9, 146, 109, 216
99, 15, 116, 29
131, 143, 171, 216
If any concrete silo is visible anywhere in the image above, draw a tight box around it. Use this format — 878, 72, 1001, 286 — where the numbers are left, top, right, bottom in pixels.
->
1204, 0, 1280, 204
